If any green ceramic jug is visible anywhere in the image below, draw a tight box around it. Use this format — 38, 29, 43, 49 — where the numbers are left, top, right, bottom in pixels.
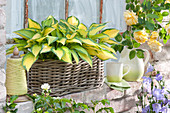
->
119, 48, 150, 81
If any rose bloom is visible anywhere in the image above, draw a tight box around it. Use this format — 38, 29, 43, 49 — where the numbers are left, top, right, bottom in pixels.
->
165, 0, 170, 4
124, 11, 138, 26
150, 31, 159, 40
165, 24, 170, 34
147, 39, 163, 52
134, 30, 148, 43
41, 83, 50, 91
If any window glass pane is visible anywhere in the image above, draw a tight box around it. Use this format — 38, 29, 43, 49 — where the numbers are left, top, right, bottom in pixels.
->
4, 0, 24, 39
28, 0, 65, 23
102, 0, 126, 32
68, 0, 100, 27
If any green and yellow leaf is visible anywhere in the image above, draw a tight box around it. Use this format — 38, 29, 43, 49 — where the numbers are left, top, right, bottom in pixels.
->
24, 42, 34, 48
67, 16, 79, 26
91, 33, 109, 40
89, 23, 107, 29
14, 29, 36, 40
47, 36, 58, 45
66, 32, 77, 39
97, 50, 117, 60
66, 38, 82, 45
13, 38, 27, 44
104, 39, 119, 44
86, 49, 98, 56
42, 27, 55, 36
78, 23, 87, 31
79, 38, 96, 46
88, 24, 106, 37
77, 51, 92, 67
102, 29, 119, 38
31, 44, 42, 57
71, 45, 89, 56
99, 43, 116, 54
77, 29, 88, 38
61, 46, 72, 64
22, 52, 38, 71
36, 37, 46, 42
70, 50, 79, 64
28, 18, 41, 29
52, 47, 64, 60
40, 43, 52, 53
57, 37, 67, 45
27, 33, 42, 43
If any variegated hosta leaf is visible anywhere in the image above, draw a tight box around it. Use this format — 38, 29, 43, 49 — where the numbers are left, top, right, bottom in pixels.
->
36, 37, 47, 43
66, 38, 82, 45
27, 33, 42, 43
88, 24, 106, 38
86, 48, 98, 56
78, 23, 87, 31
89, 23, 107, 29
76, 29, 88, 38
25, 28, 40, 32
79, 38, 96, 46
99, 43, 116, 54
28, 18, 41, 29
24, 42, 34, 48
57, 37, 67, 45
13, 38, 27, 44
22, 52, 38, 71
102, 29, 119, 38
52, 47, 64, 60
77, 51, 92, 67
60, 19, 75, 32
91, 33, 109, 40
61, 46, 72, 64
66, 32, 77, 39
47, 15, 58, 25
31, 44, 42, 57
40, 44, 52, 53
97, 50, 117, 60
13, 29, 36, 40
67, 16, 79, 26
47, 36, 58, 45
70, 50, 79, 64
42, 27, 55, 36
104, 40, 119, 44
71, 45, 89, 56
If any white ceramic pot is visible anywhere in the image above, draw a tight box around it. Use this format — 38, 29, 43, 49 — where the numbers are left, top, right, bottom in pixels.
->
119, 48, 150, 81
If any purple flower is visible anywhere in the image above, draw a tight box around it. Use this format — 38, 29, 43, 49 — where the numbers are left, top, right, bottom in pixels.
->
152, 88, 164, 100
142, 76, 152, 84
145, 63, 154, 74
142, 105, 150, 113
152, 103, 161, 113
159, 106, 168, 113
155, 73, 163, 81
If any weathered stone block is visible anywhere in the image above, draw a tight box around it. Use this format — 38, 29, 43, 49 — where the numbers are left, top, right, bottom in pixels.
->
0, 85, 6, 102
0, 102, 5, 113
16, 101, 34, 113
0, 69, 5, 85
62, 92, 84, 103
83, 85, 106, 103
106, 89, 124, 101
125, 82, 142, 96
0, 30, 6, 45
0, 8, 6, 29
0, 46, 5, 67
0, 0, 6, 6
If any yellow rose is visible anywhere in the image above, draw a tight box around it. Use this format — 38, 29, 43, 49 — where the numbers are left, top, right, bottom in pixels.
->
134, 30, 148, 44
150, 31, 159, 40
147, 39, 163, 52
124, 11, 138, 26
33, 93, 37, 97
165, 24, 170, 34
165, 0, 170, 4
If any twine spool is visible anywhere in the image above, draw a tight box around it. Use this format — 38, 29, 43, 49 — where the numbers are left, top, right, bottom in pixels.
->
6, 57, 27, 95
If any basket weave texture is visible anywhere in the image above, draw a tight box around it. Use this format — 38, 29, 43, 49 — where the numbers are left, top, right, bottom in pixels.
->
27, 57, 104, 96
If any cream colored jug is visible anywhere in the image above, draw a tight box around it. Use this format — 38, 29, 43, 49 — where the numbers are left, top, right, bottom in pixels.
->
119, 48, 150, 81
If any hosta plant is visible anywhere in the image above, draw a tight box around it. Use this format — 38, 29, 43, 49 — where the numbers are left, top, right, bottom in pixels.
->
7, 16, 119, 71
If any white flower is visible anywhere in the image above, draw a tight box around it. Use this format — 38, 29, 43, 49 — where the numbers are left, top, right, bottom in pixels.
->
37, 108, 42, 111
41, 83, 50, 91
53, 97, 61, 100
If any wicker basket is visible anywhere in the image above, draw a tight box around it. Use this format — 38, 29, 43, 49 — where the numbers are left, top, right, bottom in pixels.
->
27, 57, 104, 96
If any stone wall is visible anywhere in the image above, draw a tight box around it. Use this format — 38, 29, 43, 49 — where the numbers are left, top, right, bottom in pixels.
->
0, 0, 6, 111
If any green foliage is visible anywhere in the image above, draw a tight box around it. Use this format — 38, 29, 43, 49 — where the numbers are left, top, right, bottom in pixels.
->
27, 89, 114, 113
7, 16, 120, 71
3, 95, 18, 113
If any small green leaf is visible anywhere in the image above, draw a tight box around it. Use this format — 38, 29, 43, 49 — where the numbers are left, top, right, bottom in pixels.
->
162, 12, 169, 16
129, 50, 136, 60
10, 95, 18, 103
147, 14, 159, 18
137, 50, 144, 58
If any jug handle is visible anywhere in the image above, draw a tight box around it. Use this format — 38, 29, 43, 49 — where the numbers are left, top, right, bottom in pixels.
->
143, 49, 150, 66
